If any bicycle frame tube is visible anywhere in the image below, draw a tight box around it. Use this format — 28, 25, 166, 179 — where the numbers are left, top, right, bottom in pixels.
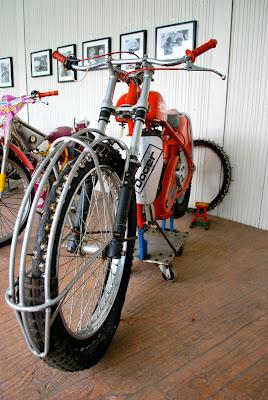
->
12, 116, 47, 151
0, 124, 34, 170
0, 95, 34, 193
0, 124, 11, 194
0, 121, 36, 195
8, 143, 35, 172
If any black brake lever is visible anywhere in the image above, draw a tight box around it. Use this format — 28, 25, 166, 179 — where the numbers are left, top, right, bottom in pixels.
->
65, 56, 79, 70
30, 90, 38, 98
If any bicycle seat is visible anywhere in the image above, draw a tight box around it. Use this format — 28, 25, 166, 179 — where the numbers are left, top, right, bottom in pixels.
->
48, 126, 73, 142
167, 109, 180, 129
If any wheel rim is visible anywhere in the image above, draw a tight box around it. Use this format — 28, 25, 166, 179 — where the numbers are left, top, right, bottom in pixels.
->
0, 156, 31, 243
55, 166, 127, 340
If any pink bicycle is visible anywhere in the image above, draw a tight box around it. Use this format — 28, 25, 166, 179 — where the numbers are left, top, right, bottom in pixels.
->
0, 90, 88, 247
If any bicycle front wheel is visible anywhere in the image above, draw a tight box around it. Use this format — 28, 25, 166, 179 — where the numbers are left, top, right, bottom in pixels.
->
0, 148, 32, 247
26, 148, 136, 371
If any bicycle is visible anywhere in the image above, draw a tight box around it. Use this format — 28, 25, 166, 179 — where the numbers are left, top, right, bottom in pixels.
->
6, 39, 226, 371
0, 90, 88, 247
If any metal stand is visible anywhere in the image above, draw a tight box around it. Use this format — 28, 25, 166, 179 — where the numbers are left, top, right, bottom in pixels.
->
190, 202, 210, 230
134, 218, 188, 280
138, 226, 148, 261
161, 216, 175, 232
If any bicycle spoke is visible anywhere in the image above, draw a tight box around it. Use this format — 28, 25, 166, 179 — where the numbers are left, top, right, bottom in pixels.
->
0, 155, 31, 243
56, 166, 121, 337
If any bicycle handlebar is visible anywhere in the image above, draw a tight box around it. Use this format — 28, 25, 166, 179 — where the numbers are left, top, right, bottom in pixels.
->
53, 38, 219, 73
186, 39, 217, 62
52, 51, 67, 64
38, 91, 58, 98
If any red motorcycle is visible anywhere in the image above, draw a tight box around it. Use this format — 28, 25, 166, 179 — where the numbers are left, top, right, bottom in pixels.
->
7, 39, 226, 371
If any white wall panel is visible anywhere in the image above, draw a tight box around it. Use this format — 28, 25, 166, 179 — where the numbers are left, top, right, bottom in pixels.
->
1, 0, 268, 230
0, 0, 27, 120
217, 0, 268, 230
22, 0, 232, 210
21, 0, 231, 139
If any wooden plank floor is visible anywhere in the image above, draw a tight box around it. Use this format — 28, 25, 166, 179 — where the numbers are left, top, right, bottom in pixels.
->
0, 215, 267, 400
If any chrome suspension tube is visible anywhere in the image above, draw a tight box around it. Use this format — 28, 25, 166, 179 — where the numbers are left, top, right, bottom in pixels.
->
97, 66, 118, 134
129, 68, 153, 157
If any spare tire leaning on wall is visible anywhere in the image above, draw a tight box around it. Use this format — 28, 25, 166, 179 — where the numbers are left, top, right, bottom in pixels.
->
187, 139, 232, 213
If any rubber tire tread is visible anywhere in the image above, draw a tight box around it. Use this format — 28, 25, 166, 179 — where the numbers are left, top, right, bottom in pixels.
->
25, 146, 136, 371
173, 183, 191, 219
188, 139, 232, 213
0, 147, 33, 248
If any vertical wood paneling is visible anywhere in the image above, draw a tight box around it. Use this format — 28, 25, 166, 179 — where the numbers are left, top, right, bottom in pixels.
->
0, 0, 28, 120
20, 0, 232, 136
22, 0, 232, 211
1, 0, 267, 230
217, 0, 268, 230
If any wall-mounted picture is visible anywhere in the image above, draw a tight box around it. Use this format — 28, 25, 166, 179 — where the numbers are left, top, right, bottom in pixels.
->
155, 20, 197, 60
57, 44, 77, 82
0, 57, 14, 88
120, 30, 147, 59
82, 37, 111, 67
31, 49, 52, 77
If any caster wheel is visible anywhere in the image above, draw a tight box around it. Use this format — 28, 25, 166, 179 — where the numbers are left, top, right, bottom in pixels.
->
205, 227, 209, 230
161, 268, 175, 281
177, 246, 184, 256
190, 224, 194, 228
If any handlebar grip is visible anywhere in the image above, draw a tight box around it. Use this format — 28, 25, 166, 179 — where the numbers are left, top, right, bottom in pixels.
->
186, 39, 217, 62
52, 51, 67, 64
38, 91, 59, 98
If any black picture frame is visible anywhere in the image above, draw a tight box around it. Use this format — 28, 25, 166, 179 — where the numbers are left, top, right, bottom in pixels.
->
0, 57, 14, 88
82, 37, 111, 66
57, 44, 77, 82
31, 49, 52, 77
155, 20, 197, 60
120, 30, 147, 59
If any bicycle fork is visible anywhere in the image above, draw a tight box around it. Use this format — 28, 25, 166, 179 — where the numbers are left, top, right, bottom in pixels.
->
71, 66, 153, 259
108, 69, 153, 258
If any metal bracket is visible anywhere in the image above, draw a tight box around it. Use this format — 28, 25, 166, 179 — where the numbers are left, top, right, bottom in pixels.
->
138, 226, 148, 260
134, 226, 188, 268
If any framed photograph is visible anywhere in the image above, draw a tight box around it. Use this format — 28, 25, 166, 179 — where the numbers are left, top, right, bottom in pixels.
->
31, 49, 52, 77
155, 20, 197, 60
82, 37, 111, 67
0, 57, 14, 88
120, 30, 147, 59
57, 44, 77, 82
